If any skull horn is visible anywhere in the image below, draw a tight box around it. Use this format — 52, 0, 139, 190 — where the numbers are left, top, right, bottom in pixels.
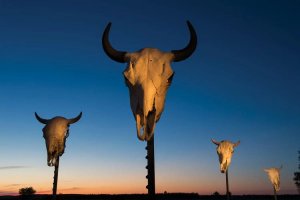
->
211, 139, 220, 146
102, 22, 127, 63
68, 112, 82, 124
171, 20, 197, 62
35, 112, 49, 124
233, 140, 240, 147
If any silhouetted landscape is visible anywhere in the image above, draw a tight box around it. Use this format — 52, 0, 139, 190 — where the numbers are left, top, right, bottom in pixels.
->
1, 1, 300, 199
0, 194, 299, 200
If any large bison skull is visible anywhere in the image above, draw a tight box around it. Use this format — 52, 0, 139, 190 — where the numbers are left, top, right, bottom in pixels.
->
102, 21, 197, 141
35, 112, 82, 166
212, 139, 240, 173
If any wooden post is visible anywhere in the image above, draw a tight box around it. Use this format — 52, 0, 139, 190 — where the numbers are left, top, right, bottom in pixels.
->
146, 135, 155, 200
273, 186, 277, 200
52, 157, 60, 200
226, 169, 230, 200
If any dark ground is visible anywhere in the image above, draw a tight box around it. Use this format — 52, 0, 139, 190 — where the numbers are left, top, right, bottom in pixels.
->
0, 194, 299, 200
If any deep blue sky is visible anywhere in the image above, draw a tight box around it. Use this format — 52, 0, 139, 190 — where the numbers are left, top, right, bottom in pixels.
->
0, 0, 299, 195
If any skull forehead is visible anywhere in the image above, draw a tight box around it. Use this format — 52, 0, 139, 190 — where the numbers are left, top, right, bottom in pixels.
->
127, 48, 173, 70
124, 48, 174, 85
217, 141, 234, 152
265, 168, 280, 176
43, 117, 69, 134
46, 117, 69, 127
129, 48, 172, 60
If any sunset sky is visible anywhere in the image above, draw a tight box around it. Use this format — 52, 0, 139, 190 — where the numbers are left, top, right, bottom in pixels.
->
0, 0, 299, 196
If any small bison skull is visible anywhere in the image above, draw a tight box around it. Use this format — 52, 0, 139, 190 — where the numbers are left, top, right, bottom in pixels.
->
212, 139, 240, 173
102, 21, 197, 141
35, 112, 82, 166
264, 166, 282, 192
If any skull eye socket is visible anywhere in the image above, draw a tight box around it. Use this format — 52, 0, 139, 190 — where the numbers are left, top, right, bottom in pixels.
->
130, 60, 136, 67
167, 73, 174, 84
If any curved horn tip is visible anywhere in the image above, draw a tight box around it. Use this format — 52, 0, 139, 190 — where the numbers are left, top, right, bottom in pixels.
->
234, 140, 241, 147
105, 22, 112, 30
68, 112, 82, 124
264, 168, 269, 172
186, 20, 196, 34
171, 20, 197, 62
102, 22, 127, 63
211, 139, 220, 145
34, 112, 49, 124
186, 20, 192, 27
34, 112, 38, 119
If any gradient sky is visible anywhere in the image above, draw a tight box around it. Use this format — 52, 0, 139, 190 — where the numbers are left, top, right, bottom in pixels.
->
0, 0, 299, 196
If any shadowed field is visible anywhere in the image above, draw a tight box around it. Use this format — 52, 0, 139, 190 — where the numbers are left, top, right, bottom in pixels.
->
0, 194, 299, 200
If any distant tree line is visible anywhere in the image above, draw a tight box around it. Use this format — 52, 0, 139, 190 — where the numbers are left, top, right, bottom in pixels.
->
294, 151, 300, 194
19, 187, 36, 196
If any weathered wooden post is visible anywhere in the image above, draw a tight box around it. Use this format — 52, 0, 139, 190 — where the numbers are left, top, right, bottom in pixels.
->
146, 136, 155, 199
52, 157, 60, 200
225, 169, 230, 200
273, 186, 277, 200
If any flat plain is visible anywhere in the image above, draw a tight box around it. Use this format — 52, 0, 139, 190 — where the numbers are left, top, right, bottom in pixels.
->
0, 194, 299, 200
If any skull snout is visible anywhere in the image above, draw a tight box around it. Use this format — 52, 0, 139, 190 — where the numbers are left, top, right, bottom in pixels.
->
133, 81, 157, 141
219, 155, 229, 173
45, 136, 66, 167
47, 151, 58, 167
135, 106, 156, 141
48, 157, 57, 167
220, 162, 227, 173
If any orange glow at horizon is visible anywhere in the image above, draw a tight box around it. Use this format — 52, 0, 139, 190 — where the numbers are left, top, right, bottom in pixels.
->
0, 164, 298, 196
1, 179, 297, 196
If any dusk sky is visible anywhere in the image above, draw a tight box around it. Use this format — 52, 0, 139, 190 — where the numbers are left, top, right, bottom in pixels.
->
0, 0, 299, 196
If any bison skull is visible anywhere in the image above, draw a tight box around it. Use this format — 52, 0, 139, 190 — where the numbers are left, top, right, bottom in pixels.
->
102, 21, 197, 141
35, 112, 82, 166
212, 139, 240, 173
264, 166, 282, 192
